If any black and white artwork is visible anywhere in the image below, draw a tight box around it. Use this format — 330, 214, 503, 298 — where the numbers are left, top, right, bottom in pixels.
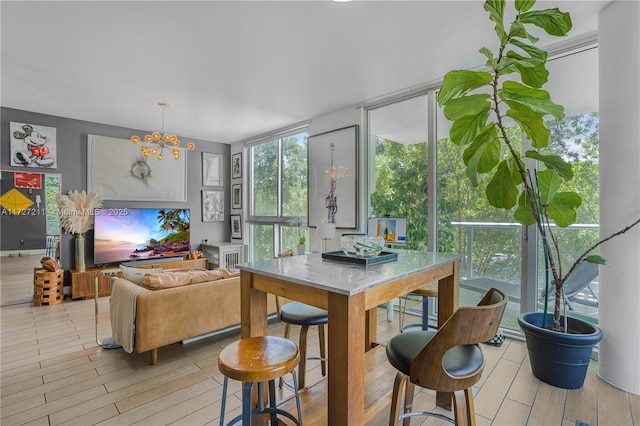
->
87, 134, 187, 201
230, 214, 242, 239
202, 152, 223, 186
232, 184, 242, 209
202, 190, 224, 222
232, 153, 242, 179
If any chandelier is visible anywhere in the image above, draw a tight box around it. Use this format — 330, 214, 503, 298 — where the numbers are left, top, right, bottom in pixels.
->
131, 103, 194, 160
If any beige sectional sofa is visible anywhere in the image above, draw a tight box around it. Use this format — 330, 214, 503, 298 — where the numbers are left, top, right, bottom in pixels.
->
110, 268, 276, 364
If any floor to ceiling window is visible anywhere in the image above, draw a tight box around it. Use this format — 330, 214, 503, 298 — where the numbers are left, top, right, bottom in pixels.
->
368, 95, 430, 251
367, 44, 599, 333
247, 128, 308, 261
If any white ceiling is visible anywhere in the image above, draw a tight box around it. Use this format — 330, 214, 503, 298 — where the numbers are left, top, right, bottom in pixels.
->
1, 1, 610, 145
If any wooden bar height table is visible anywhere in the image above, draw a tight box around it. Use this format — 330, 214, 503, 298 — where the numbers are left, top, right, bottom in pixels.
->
238, 250, 460, 425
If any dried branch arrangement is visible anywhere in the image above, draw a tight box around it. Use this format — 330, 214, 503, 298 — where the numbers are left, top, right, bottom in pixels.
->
57, 190, 103, 235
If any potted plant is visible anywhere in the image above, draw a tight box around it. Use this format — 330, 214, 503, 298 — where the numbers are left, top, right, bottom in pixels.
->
297, 220, 307, 255
436, 0, 640, 388
57, 190, 103, 272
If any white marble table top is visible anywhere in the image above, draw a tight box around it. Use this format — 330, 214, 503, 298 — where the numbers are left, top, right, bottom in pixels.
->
237, 250, 461, 296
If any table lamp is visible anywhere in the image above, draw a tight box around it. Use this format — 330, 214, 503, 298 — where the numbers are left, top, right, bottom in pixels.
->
317, 222, 336, 252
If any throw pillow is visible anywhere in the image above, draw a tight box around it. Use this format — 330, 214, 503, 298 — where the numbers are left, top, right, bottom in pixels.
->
189, 269, 223, 284
120, 264, 163, 285
141, 271, 192, 290
216, 267, 241, 279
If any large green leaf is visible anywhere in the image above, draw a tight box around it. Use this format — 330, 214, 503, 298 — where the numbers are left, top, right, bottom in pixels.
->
516, 62, 550, 88
524, 150, 573, 180
486, 160, 520, 209
515, 0, 536, 13
519, 8, 572, 36
547, 191, 581, 227
437, 70, 493, 105
510, 39, 548, 63
450, 109, 490, 146
463, 124, 500, 186
443, 94, 491, 121
505, 100, 549, 147
508, 20, 527, 39
537, 169, 561, 204
484, 0, 507, 43
500, 80, 564, 120
480, 47, 498, 69
585, 254, 608, 265
514, 191, 537, 225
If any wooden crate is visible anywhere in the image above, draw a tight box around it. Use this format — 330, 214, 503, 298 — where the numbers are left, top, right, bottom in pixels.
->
33, 269, 64, 306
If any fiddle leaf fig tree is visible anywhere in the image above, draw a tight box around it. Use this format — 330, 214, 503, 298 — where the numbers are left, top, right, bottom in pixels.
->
437, 0, 640, 332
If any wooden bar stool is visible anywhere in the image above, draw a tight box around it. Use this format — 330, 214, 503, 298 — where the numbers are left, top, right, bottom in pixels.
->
399, 281, 438, 332
278, 299, 328, 389
218, 336, 303, 426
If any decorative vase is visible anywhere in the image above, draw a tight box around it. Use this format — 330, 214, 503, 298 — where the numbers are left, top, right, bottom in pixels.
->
297, 244, 305, 255
75, 233, 86, 272
518, 312, 602, 389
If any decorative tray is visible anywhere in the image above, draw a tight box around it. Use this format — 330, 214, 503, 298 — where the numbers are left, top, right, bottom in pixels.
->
321, 250, 398, 265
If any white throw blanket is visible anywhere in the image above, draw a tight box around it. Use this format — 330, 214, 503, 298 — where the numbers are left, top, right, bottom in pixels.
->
110, 279, 148, 353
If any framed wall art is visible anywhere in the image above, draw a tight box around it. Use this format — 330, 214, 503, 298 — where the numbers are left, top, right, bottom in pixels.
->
202, 152, 223, 186
87, 134, 187, 201
230, 214, 242, 239
232, 152, 242, 179
10, 122, 57, 169
308, 125, 358, 229
202, 190, 224, 222
232, 184, 242, 209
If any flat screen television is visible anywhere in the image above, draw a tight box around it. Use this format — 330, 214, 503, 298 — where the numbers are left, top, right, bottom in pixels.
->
93, 208, 191, 266
367, 217, 407, 245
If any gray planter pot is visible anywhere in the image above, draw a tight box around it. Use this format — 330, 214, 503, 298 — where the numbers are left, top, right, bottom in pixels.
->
518, 312, 602, 389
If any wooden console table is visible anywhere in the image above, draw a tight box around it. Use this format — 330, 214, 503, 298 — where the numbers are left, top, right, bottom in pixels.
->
71, 258, 208, 299
239, 251, 461, 425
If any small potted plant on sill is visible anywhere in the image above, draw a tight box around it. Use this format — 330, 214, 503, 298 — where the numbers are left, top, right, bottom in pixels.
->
436, 0, 640, 389
297, 220, 307, 255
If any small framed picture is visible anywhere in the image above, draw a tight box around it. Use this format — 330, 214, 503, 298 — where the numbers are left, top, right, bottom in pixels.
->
230, 214, 242, 239
202, 190, 224, 222
202, 152, 223, 186
232, 152, 242, 179
232, 183, 242, 209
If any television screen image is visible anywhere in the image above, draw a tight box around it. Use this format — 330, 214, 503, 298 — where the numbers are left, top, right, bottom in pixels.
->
368, 217, 407, 244
94, 208, 191, 265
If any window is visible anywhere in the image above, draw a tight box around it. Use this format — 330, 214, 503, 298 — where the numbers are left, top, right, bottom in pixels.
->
248, 129, 308, 260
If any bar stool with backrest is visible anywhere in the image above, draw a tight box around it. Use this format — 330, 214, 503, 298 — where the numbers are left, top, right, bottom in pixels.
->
277, 297, 328, 390
218, 336, 303, 426
399, 281, 439, 332
386, 287, 508, 425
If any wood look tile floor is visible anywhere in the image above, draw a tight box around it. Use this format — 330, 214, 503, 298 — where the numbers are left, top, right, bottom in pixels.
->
1, 297, 638, 426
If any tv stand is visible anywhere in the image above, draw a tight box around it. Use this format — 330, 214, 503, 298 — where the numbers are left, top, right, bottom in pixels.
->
70, 258, 208, 299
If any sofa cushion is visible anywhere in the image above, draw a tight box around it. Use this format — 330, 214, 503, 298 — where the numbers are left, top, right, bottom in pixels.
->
120, 264, 163, 285
217, 268, 241, 279
141, 269, 224, 290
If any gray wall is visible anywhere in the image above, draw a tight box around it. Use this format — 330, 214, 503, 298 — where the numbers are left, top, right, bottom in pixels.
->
1, 107, 231, 270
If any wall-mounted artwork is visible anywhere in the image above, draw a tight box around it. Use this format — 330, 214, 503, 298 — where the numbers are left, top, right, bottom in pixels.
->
232, 153, 242, 179
202, 152, 223, 186
202, 190, 224, 222
232, 184, 242, 209
308, 125, 358, 229
10, 122, 57, 168
87, 134, 187, 201
231, 214, 242, 239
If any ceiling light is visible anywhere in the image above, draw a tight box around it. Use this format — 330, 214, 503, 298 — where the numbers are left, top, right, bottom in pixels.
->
131, 103, 194, 160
